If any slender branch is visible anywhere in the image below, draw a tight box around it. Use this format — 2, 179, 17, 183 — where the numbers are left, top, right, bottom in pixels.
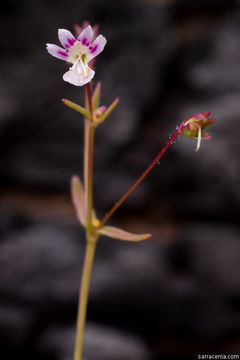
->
99, 122, 187, 227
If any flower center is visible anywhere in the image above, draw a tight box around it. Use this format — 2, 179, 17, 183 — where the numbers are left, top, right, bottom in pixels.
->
67, 41, 91, 77
68, 41, 89, 64
70, 56, 90, 77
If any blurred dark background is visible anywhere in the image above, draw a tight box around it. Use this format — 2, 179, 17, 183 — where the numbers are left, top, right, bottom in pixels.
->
0, 0, 240, 359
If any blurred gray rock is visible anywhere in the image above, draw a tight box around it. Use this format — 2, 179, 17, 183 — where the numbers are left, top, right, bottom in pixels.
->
39, 323, 152, 360
0, 216, 239, 341
0, 303, 35, 346
0, 221, 84, 303
180, 224, 240, 295
189, 11, 240, 94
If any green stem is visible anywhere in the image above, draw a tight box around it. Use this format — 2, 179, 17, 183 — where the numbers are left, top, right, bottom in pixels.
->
73, 237, 98, 360
73, 81, 96, 360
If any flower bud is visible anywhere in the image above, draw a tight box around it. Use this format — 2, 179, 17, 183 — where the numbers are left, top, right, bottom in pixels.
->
93, 106, 107, 122
181, 112, 215, 151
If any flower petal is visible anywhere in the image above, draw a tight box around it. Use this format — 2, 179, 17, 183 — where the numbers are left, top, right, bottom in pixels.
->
63, 68, 95, 86
98, 226, 152, 241
89, 34, 107, 59
46, 43, 69, 60
78, 25, 94, 47
58, 29, 76, 48
71, 175, 87, 226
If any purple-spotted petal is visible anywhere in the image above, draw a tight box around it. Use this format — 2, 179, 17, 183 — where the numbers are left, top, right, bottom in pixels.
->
58, 29, 76, 49
46, 43, 69, 60
78, 25, 94, 47
89, 34, 107, 59
63, 68, 95, 86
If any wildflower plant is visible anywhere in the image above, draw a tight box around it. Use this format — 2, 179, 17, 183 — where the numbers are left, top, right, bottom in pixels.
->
46, 23, 215, 360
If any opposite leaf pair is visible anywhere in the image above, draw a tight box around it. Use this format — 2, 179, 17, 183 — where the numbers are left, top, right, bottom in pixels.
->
71, 176, 152, 242
62, 82, 119, 127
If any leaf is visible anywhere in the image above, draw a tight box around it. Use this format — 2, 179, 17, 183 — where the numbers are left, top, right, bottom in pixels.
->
62, 99, 91, 120
97, 225, 152, 241
92, 82, 101, 111
71, 175, 87, 226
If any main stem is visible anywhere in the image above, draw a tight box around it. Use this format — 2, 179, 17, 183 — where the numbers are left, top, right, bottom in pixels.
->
73, 239, 97, 360
100, 122, 187, 227
74, 82, 96, 360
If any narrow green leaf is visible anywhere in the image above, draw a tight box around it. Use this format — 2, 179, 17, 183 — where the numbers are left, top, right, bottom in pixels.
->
62, 99, 91, 120
92, 82, 101, 111
95, 97, 120, 125
98, 225, 152, 241
71, 175, 87, 226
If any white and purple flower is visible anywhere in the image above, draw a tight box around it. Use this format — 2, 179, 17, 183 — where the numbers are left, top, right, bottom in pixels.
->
46, 26, 107, 86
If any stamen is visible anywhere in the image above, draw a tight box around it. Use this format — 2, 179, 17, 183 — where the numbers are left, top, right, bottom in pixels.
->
70, 57, 81, 71
68, 48, 90, 77
78, 59, 88, 75
195, 125, 202, 152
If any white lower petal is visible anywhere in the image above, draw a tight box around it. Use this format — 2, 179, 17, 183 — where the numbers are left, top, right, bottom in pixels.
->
63, 67, 95, 86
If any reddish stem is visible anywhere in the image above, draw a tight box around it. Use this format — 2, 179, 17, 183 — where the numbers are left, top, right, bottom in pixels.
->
99, 121, 187, 227
86, 82, 93, 120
